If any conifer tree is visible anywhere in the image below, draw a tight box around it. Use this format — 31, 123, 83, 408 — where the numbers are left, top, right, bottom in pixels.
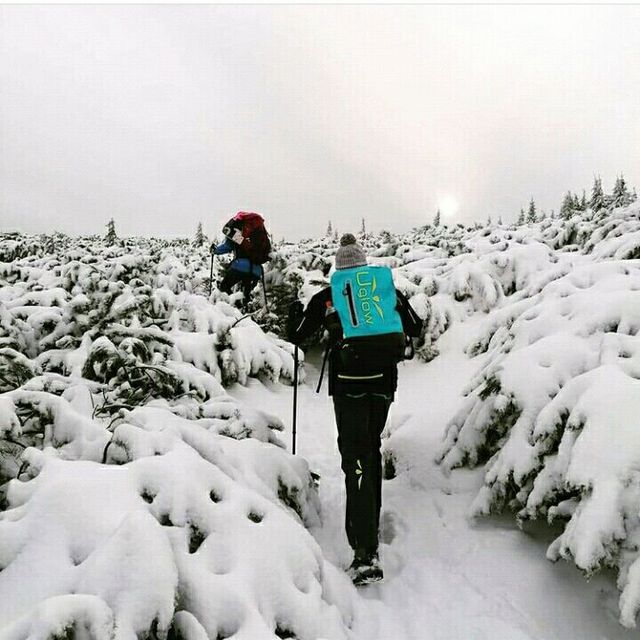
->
44, 235, 56, 254
612, 174, 633, 208
326, 221, 333, 237
527, 198, 537, 223
195, 222, 205, 245
589, 176, 606, 212
560, 192, 575, 219
360, 217, 366, 235
433, 209, 441, 227
580, 190, 587, 211
517, 208, 525, 225
572, 193, 581, 210
105, 218, 118, 244
332, 228, 339, 242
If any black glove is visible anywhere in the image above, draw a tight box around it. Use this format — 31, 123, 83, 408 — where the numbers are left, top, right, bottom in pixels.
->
289, 301, 303, 317
403, 335, 415, 361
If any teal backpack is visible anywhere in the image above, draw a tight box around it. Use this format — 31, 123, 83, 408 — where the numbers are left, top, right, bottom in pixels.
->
327, 265, 405, 375
330, 265, 403, 338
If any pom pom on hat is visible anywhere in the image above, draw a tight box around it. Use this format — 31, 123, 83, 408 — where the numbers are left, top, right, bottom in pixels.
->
340, 233, 358, 247
335, 233, 367, 270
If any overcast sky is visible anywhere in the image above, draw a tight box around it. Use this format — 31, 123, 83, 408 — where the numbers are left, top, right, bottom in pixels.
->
1, 5, 639, 240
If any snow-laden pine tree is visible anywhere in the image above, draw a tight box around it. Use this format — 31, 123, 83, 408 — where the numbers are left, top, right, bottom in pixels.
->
360, 217, 366, 235
590, 176, 606, 212
195, 221, 205, 245
612, 174, 634, 208
433, 209, 441, 226
105, 218, 118, 244
560, 192, 575, 219
326, 220, 333, 237
517, 208, 525, 225
527, 198, 537, 223
571, 192, 581, 210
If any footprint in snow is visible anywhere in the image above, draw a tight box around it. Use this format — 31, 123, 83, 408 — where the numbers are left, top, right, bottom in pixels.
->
380, 510, 403, 545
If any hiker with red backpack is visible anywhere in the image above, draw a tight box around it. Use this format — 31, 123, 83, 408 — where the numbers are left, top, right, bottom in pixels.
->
211, 212, 272, 308
287, 233, 423, 586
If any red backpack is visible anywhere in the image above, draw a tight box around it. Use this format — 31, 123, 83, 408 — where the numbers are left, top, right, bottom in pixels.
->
224, 212, 272, 265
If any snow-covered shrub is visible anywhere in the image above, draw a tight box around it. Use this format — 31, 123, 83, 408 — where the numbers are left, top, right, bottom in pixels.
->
439, 256, 640, 627
4, 200, 640, 634
584, 205, 640, 260
0, 238, 299, 493
0, 423, 354, 639
0, 229, 353, 637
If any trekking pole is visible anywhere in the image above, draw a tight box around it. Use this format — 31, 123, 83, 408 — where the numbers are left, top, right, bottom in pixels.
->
261, 269, 269, 313
315, 346, 331, 393
209, 253, 214, 296
292, 344, 299, 455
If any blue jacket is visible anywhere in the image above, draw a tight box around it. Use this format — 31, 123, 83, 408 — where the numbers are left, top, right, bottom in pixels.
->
213, 239, 263, 277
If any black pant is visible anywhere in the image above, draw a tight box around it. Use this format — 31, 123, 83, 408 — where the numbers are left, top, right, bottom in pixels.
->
219, 268, 258, 307
333, 394, 392, 557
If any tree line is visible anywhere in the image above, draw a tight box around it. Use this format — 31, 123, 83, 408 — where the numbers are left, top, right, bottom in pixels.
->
102, 174, 638, 244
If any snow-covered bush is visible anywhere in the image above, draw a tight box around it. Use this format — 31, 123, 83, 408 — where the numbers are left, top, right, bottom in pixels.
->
0, 234, 359, 638
0, 238, 299, 494
438, 253, 640, 627
0, 416, 354, 639
4, 199, 640, 633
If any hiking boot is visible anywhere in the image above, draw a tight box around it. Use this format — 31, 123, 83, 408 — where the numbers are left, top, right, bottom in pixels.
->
348, 551, 383, 586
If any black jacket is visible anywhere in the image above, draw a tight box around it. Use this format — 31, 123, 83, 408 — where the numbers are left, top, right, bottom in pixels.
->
288, 287, 422, 398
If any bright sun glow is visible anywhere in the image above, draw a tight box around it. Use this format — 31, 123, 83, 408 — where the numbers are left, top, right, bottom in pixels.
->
438, 196, 459, 218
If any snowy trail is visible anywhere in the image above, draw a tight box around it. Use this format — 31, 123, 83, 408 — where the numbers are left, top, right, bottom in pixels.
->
230, 323, 637, 640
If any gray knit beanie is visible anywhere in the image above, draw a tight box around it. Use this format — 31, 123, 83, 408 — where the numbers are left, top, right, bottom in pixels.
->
335, 233, 367, 270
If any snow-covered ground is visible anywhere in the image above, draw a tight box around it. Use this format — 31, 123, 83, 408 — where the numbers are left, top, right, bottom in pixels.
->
232, 319, 637, 640
2, 202, 640, 638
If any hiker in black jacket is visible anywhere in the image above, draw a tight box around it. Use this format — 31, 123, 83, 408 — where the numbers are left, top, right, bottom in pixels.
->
287, 234, 423, 585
